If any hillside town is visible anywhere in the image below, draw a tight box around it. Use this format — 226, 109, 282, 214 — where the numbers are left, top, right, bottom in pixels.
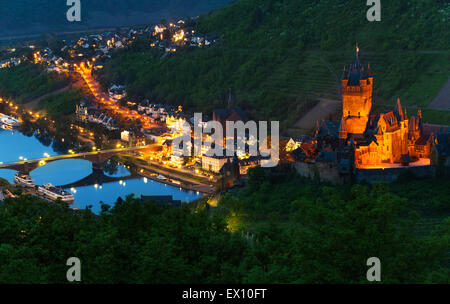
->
0, 0, 449, 287
1, 30, 449, 196
0, 14, 448, 199
0, 19, 266, 198
2, 19, 218, 73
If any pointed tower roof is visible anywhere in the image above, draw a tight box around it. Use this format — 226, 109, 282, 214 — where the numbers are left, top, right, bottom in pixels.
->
347, 43, 363, 86
417, 109, 423, 130
232, 152, 239, 164
227, 88, 233, 110
349, 135, 355, 147
341, 65, 348, 80
394, 98, 404, 121
355, 43, 361, 67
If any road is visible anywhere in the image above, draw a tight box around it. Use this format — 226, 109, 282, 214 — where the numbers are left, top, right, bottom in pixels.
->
134, 159, 217, 195
294, 98, 341, 130
76, 63, 157, 129
428, 78, 450, 111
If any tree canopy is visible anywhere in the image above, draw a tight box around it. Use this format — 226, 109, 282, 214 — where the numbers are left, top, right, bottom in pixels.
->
0, 171, 448, 283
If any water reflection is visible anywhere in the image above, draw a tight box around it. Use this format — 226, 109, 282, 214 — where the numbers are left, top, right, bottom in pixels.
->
103, 160, 131, 178
69, 177, 202, 214
0, 129, 202, 212
0, 128, 59, 163
0, 169, 18, 184
31, 159, 93, 186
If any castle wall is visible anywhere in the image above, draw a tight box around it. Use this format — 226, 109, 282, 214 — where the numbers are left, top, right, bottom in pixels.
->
354, 165, 435, 183
293, 161, 343, 185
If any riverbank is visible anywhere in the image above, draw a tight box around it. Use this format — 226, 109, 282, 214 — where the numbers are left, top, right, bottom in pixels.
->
137, 169, 213, 196
116, 154, 218, 195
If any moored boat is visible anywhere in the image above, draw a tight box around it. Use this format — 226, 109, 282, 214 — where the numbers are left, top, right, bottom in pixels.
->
0, 113, 21, 127
37, 183, 74, 204
14, 173, 35, 188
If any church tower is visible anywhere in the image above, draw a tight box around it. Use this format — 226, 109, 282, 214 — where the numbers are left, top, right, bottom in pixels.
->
340, 44, 373, 134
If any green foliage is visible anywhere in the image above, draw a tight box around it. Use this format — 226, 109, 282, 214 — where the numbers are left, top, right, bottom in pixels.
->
390, 177, 450, 213
0, 195, 248, 283
98, 0, 449, 130
0, 178, 10, 188
0, 63, 69, 104
38, 89, 83, 117
0, 173, 448, 283
217, 172, 449, 283
421, 109, 450, 126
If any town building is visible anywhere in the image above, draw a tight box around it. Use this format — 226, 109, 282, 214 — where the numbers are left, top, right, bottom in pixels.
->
202, 152, 230, 173
212, 90, 248, 146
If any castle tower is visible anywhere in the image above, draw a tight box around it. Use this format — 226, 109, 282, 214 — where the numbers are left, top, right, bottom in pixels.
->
341, 44, 373, 134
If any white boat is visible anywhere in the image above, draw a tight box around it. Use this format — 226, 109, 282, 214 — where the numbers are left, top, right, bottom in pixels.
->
0, 113, 21, 127
14, 173, 35, 188
156, 174, 167, 180
37, 183, 74, 204
1, 124, 14, 130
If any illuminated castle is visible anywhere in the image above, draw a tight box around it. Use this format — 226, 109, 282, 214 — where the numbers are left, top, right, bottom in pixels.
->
337, 46, 432, 168
340, 44, 373, 135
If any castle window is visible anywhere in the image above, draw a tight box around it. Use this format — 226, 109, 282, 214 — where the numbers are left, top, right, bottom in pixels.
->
358, 112, 360, 117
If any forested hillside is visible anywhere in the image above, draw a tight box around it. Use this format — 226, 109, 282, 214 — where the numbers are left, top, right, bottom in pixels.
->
98, 0, 449, 131
0, 63, 69, 103
0, 172, 448, 283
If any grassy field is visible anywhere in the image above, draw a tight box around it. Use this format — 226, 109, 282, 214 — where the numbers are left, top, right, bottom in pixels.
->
421, 109, 450, 126
37, 88, 83, 117
0, 63, 69, 103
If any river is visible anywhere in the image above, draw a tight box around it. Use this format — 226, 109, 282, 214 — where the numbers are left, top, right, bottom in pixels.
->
0, 128, 202, 213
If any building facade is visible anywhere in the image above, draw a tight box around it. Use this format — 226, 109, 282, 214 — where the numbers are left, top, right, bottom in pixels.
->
337, 46, 432, 168
292, 46, 436, 184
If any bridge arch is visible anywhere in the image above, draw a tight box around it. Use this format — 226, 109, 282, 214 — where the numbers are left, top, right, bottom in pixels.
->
0, 145, 157, 174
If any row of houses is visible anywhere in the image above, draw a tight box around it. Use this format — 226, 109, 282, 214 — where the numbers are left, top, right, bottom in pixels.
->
34, 48, 70, 74
0, 57, 22, 69
108, 85, 127, 101
76, 100, 119, 131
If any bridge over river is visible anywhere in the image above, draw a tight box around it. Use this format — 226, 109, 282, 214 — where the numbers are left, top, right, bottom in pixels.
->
0, 145, 159, 174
